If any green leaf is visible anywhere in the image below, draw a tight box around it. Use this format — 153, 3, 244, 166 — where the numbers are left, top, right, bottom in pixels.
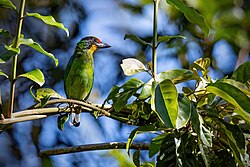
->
176, 95, 192, 129
124, 34, 152, 47
191, 108, 212, 147
231, 61, 250, 83
36, 88, 63, 101
18, 68, 45, 86
158, 35, 185, 43
19, 37, 58, 66
166, 0, 209, 36
190, 58, 210, 76
154, 79, 178, 128
26, 12, 69, 37
120, 58, 147, 76
223, 79, 250, 96
140, 69, 193, 99
0, 0, 16, 10
0, 29, 11, 38
133, 149, 140, 167
107, 78, 144, 112
0, 69, 8, 78
57, 113, 69, 131
156, 133, 176, 167
0, 45, 17, 63
206, 81, 250, 122
149, 134, 167, 158
126, 125, 156, 155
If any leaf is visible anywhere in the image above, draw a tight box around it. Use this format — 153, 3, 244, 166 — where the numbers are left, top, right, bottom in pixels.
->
156, 133, 176, 167
133, 149, 140, 167
149, 134, 167, 158
126, 125, 156, 155
166, 0, 209, 36
0, 44, 19, 63
206, 81, 250, 122
223, 79, 250, 95
124, 34, 151, 47
158, 35, 185, 43
26, 12, 69, 37
190, 58, 210, 76
106, 78, 144, 112
140, 69, 193, 99
191, 108, 212, 147
0, 69, 8, 78
0, 0, 16, 10
120, 58, 147, 76
0, 29, 11, 38
231, 61, 250, 83
154, 79, 178, 128
36, 88, 63, 101
18, 68, 45, 86
176, 94, 192, 129
19, 37, 58, 66
57, 113, 69, 131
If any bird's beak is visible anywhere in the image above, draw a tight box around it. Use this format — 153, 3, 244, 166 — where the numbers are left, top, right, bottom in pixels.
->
96, 42, 111, 49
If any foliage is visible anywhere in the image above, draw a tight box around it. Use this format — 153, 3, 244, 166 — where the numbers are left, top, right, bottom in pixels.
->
0, 0, 249, 166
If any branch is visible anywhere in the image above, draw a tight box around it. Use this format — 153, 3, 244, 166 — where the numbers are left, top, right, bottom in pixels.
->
39, 142, 149, 157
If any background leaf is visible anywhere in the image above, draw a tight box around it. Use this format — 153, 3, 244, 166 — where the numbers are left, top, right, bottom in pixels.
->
0, 29, 11, 38
166, 0, 209, 36
149, 134, 167, 158
26, 12, 69, 37
231, 61, 250, 83
18, 68, 45, 86
36, 88, 64, 101
158, 35, 185, 43
0, 0, 16, 10
124, 34, 151, 47
133, 149, 140, 167
57, 113, 69, 131
154, 79, 178, 128
19, 37, 58, 66
120, 58, 147, 76
176, 95, 192, 129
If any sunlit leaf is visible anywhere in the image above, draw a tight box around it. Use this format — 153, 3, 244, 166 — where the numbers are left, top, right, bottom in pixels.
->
36, 88, 64, 101
0, 69, 8, 78
57, 113, 69, 131
158, 35, 185, 44
0, 0, 16, 10
0, 29, 11, 38
120, 58, 147, 76
19, 37, 58, 66
26, 12, 69, 37
176, 95, 192, 129
231, 61, 250, 83
18, 68, 45, 86
190, 58, 210, 76
155, 79, 178, 128
149, 134, 167, 158
126, 125, 156, 155
223, 79, 250, 95
140, 69, 193, 99
124, 34, 151, 47
206, 81, 250, 122
166, 0, 209, 36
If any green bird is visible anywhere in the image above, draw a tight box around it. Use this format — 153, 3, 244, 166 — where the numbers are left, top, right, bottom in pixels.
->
64, 36, 110, 126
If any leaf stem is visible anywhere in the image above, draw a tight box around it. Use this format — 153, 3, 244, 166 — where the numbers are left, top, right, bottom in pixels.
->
8, 0, 26, 118
152, 0, 159, 79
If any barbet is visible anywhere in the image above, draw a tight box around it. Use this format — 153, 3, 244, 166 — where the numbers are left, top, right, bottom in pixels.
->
64, 36, 110, 126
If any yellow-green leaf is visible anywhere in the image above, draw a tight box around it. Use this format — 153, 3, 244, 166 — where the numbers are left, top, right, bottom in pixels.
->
18, 68, 45, 86
26, 12, 69, 37
0, 0, 16, 10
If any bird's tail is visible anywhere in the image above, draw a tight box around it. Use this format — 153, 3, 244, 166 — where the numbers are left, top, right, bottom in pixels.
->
70, 113, 80, 127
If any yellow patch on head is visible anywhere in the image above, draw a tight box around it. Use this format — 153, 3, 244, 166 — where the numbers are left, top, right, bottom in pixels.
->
89, 44, 97, 54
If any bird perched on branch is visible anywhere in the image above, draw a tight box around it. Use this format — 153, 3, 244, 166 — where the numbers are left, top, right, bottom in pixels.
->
64, 36, 110, 126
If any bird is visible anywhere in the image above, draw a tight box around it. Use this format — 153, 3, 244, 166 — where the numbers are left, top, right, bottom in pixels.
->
64, 36, 110, 126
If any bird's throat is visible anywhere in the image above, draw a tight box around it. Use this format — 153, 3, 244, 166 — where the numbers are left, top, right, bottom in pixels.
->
89, 44, 97, 54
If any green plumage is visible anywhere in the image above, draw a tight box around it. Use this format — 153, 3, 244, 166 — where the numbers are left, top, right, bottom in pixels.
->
64, 43, 94, 100
64, 36, 110, 126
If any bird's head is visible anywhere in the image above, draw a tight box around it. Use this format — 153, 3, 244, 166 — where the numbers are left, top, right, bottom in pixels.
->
78, 36, 111, 54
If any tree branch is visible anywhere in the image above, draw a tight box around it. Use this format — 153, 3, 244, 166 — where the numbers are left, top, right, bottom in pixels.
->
39, 142, 149, 157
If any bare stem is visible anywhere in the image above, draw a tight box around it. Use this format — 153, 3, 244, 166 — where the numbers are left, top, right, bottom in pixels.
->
39, 142, 149, 157
8, 0, 26, 118
152, 0, 159, 79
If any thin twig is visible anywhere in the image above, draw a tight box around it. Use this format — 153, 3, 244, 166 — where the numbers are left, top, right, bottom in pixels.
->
0, 115, 47, 124
39, 142, 149, 157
